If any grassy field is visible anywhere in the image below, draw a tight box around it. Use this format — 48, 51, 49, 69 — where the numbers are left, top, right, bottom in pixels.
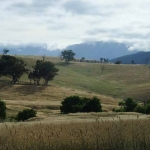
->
3, 55, 150, 100
1, 118, 150, 150
0, 55, 150, 120
19, 55, 150, 100
0, 55, 150, 149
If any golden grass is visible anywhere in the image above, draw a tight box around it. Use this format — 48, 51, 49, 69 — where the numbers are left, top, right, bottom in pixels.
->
1, 56, 150, 120
14, 56, 150, 100
1, 118, 150, 150
0, 83, 120, 118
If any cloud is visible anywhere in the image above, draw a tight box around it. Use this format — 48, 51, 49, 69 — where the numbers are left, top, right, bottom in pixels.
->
1, 0, 150, 51
63, 0, 95, 15
6, 0, 62, 16
62, 0, 115, 16
128, 42, 150, 51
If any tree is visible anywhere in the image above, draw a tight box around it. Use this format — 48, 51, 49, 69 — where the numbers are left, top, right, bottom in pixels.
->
124, 98, 137, 112
28, 71, 36, 85
61, 50, 75, 63
82, 97, 102, 112
0, 55, 28, 84
41, 61, 59, 86
16, 109, 37, 121
119, 98, 137, 112
60, 96, 83, 113
29, 60, 59, 86
0, 100, 6, 121
100, 58, 103, 63
80, 57, 85, 62
60, 96, 102, 113
3, 49, 9, 55
131, 60, 135, 64
115, 60, 121, 64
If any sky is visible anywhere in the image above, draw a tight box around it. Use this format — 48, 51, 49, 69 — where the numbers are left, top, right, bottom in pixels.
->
0, 0, 150, 51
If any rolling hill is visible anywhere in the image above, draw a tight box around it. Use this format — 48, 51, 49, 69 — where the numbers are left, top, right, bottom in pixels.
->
1, 55, 150, 122
110, 51, 150, 64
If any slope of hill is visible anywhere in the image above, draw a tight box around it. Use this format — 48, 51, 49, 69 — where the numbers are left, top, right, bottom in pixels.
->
1, 55, 150, 101
1, 55, 150, 120
110, 51, 150, 64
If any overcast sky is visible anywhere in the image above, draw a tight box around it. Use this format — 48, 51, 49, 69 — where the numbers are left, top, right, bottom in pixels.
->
0, 0, 150, 51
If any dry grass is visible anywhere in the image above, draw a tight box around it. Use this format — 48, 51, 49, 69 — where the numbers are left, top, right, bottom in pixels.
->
0, 56, 150, 149
0, 83, 120, 118
1, 56, 150, 101
1, 56, 150, 120
1, 118, 150, 150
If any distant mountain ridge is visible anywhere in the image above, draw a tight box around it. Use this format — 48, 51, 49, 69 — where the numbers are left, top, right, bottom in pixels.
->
66, 42, 137, 60
0, 41, 138, 60
0, 45, 61, 56
110, 51, 150, 64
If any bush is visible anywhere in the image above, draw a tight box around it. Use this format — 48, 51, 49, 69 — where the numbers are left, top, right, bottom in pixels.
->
82, 97, 102, 112
114, 98, 138, 113
115, 60, 122, 64
60, 96, 102, 113
0, 100, 6, 121
134, 105, 145, 113
113, 108, 125, 112
60, 96, 83, 113
145, 104, 150, 114
124, 98, 137, 112
16, 109, 37, 121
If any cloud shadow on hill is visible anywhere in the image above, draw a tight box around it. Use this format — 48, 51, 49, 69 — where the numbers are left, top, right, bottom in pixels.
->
0, 81, 47, 95
13, 84, 46, 95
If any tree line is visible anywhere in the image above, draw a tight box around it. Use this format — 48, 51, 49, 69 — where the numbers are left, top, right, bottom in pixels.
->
0, 52, 59, 85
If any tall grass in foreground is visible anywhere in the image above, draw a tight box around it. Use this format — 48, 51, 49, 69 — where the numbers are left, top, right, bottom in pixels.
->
1, 119, 150, 150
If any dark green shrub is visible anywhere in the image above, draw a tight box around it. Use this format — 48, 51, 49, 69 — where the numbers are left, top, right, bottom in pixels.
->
0, 100, 6, 121
145, 104, 150, 114
134, 105, 145, 113
16, 109, 37, 121
124, 98, 137, 112
118, 98, 137, 112
60, 96, 102, 113
115, 60, 122, 64
113, 108, 125, 112
146, 100, 150, 104
60, 96, 83, 113
115, 98, 138, 113
82, 97, 102, 112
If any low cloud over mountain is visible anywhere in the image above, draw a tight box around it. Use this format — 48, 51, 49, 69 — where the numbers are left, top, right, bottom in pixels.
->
0, 41, 138, 60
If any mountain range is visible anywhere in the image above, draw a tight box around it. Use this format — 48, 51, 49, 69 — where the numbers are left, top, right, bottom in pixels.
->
110, 51, 150, 64
66, 42, 137, 60
0, 42, 138, 60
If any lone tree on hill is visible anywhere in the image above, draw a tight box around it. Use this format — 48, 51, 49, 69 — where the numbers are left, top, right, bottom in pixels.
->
131, 60, 135, 64
0, 55, 28, 84
28, 60, 59, 86
115, 60, 122, 64
80, 57, 85, 62
3, 49, 9, 55
61, 50, 75, 63
100, 58, 103, 63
